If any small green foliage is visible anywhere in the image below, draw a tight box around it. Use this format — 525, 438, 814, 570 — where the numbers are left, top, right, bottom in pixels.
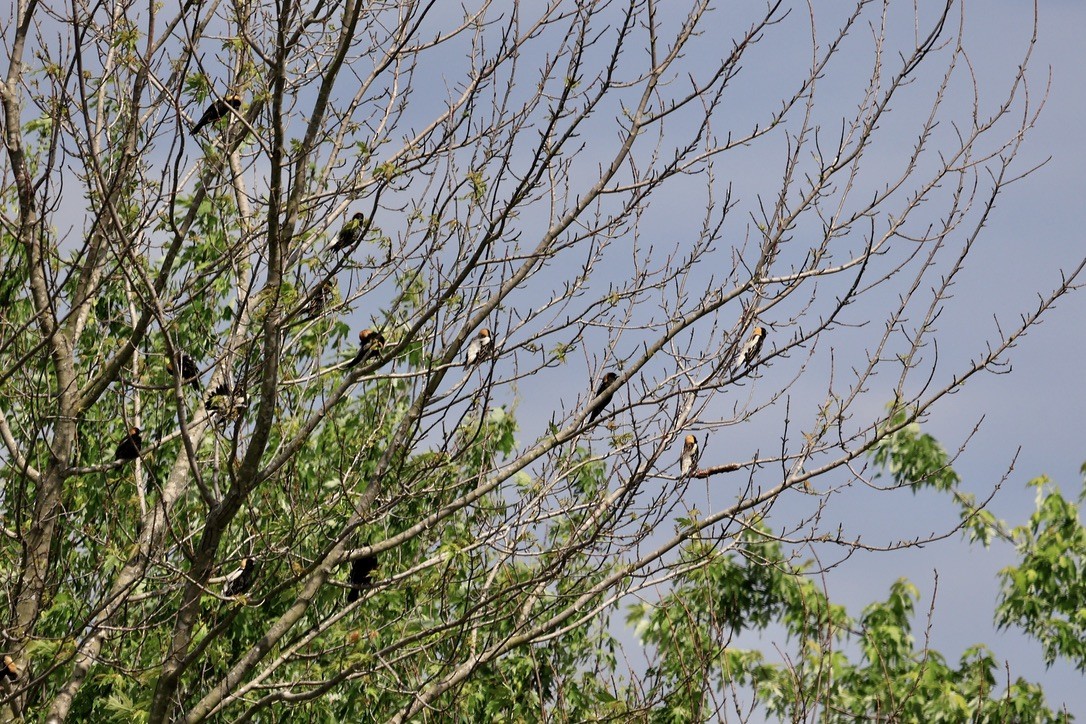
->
997, 476, 1086, 671
374, 162, 400, 182
466, 171, 486, 203
184, 73, 211, 101
454, 406, 518, 476
426, 213, 442, 236
869, 404, 1005, 544
396, 270, 426, 309
956, 490, 1002, 546
870, 407, 960, 492
551, 342, 572, 363
114, 20, 140, 53
25, 116, 53, 136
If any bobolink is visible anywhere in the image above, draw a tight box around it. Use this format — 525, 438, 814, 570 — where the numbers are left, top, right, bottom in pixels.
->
1, 655, 17, 681
680, 434, 700, 478
330, 212, 366, 252
465, 328, 494, 367
205, 383, 248, 427
733, 326, 766, 371
222, 557, 256, 597
167, 353, 200, 389
347, 554, 378, 603
190, 94, 242, 135
587, 372, 619, 423
346, 329, 385, 369
114, 426, 142, 462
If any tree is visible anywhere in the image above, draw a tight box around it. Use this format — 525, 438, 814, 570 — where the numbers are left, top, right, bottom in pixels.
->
619, 412, 1083, 723
0, 0, 1080, 721
996, 475, 1086, 674
874, 412, 1086, 675
630, 533, 1071, 722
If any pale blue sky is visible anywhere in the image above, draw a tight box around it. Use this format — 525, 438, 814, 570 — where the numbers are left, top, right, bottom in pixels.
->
763, 1, 1086, 714
521, 0, 1086, 715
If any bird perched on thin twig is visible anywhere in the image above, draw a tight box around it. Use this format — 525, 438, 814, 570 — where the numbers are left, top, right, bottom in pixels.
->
587, 372, 619, 423
222, 557, 256, 597
680, 434, 700, 478
346, 329, 385, 369
190, 94, 242, 135
465, 328, 494, 367
301, 279, 334, 321
167, 353, 200, 389
114, 427, 142, 462
1, 656, 17, 681
346, 554, 378, 603
205, 383, 248, 427
732, 326, 766, 372
330, 212, 366, 252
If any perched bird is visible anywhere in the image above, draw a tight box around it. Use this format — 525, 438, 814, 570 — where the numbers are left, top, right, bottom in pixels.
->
586, 371, 620, 423
114, 426, 142, 462
190, 94, 242, 135
346, 328, 385, 369
732, 326, 766, 372
167, 353, 200, 389
465, 328, 494, 367
301, 279, 334, 321
205, 383, 248, 427
346, 554, 378, 603
222, 557, 256, 597
680, 434, 701, 478
330, 212, 366, 252
1, 655, 17, 681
